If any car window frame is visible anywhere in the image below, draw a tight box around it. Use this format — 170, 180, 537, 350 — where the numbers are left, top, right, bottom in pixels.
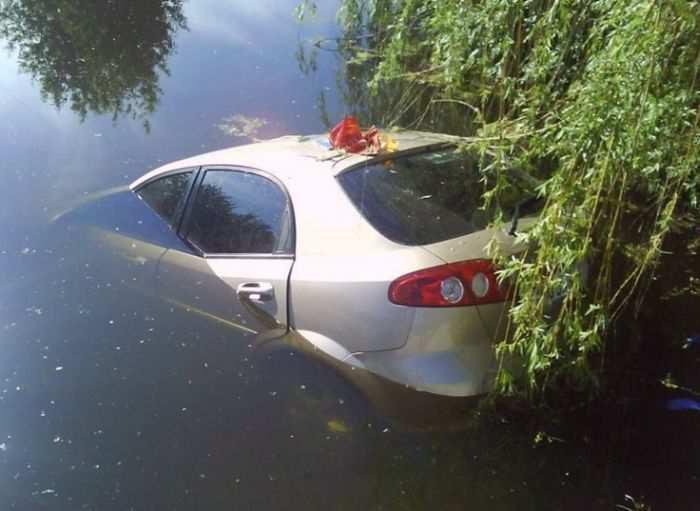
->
334, 143, 475, 247
335, 143, 544, 246
133, 167, 198, 232
179, 166, 296, 260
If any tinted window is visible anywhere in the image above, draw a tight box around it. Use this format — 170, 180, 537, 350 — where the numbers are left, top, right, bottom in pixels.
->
187, 170, 292, 254
338, 149, 536, 245
136, 171, 193, 227
337, 150, 483, 245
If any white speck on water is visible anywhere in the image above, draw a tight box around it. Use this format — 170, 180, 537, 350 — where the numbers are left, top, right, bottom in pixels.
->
269, 391, 277, 397
199, 473, 206, 479
108, 320, 114, 325
40, 410, 46, 417
94, 464, 101, 470
55, 366, 63, 372
300, 385, 306, 390
40, 489, 56, 495
53, 436, 61, 443
181, 408, 187, 412
0, 442, 7, 451
382, 428, 390, 433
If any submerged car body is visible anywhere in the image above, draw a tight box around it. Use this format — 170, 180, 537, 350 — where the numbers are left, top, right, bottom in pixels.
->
121, 131, 534, 397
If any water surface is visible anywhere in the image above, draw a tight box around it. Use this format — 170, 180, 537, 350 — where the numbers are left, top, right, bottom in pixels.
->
0, 2, 698, 510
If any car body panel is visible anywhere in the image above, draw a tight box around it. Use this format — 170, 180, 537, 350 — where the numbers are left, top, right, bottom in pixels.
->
156, 249, 293, 339
129, 131, 462, 190
289, 247, 445, 353
52, 188, 186, 296
123, 131, 534, 397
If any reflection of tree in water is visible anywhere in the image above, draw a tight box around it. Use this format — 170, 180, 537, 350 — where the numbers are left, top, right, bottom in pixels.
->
190, 183, 276, 254
0, 0, 186, 129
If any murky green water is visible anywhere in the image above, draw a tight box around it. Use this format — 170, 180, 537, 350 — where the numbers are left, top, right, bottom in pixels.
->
0, 1, 698, 510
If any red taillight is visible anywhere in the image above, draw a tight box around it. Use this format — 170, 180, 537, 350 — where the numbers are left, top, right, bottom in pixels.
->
388, 259, 507, 307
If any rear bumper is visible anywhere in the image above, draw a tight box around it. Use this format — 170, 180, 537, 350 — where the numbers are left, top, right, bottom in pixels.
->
293, 302, 505, 397
350, 302, 504, 396
351, 342, 496, 397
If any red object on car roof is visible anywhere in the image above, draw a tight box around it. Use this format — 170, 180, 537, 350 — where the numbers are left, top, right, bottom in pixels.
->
329, 116, 381, 154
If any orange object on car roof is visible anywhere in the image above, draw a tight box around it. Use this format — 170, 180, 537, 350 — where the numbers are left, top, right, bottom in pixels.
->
329, 116, 382, 154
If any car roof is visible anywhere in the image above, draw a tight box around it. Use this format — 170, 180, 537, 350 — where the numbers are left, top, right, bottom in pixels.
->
130, 129, 462, 189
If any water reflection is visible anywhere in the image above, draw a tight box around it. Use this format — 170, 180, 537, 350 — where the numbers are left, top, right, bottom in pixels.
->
0, 0, 698, 509
0, 0, 186, 128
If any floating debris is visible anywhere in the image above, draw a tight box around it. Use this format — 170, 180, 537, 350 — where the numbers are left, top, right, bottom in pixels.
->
326, 419, 351, 434
217, 114, 268, 142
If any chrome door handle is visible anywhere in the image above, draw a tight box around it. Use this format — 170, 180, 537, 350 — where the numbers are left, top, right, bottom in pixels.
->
236, 282, 274, 303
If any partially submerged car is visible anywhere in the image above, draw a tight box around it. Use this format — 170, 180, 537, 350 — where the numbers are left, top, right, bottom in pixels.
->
122, 131, 537, 397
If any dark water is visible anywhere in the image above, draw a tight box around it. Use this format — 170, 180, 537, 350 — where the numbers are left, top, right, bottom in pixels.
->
0, 2, 698, 510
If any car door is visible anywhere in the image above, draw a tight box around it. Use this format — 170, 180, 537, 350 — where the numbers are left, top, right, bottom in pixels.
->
125, 169, 197, 297
156, 166, 294, 343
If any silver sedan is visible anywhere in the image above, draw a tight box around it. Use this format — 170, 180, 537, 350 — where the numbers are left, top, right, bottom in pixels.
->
128, 131, 537, 397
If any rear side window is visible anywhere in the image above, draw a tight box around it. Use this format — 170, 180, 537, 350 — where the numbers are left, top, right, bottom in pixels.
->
337, 150, 485, 245
136, 171, 193, 228
186, 170, 292, 254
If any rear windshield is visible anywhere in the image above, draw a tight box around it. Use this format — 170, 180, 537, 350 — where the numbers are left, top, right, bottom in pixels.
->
338, 148, 536, 246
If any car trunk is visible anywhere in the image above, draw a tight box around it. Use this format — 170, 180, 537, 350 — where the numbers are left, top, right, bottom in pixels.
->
421, 218, 538, 343
336, 146, 541, 343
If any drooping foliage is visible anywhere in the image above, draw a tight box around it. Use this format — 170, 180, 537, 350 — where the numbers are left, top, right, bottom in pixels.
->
302, 0, 700, 398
